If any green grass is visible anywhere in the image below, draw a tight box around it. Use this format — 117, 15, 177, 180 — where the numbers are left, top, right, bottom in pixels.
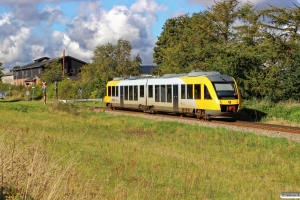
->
240, 99, 300, 125
1, 101, 300, 199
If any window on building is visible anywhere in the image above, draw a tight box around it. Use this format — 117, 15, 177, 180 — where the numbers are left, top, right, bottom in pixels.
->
134, 85, 138, 101
155, 85, 160, 102
167, 85, 172, 103
194, 84, 201, 99
140, 85, 144, 97
129, 86, 133, 100
204, 85, 212, 99
125, 86, 128, 100
181, 84, 186, 99
148, 85, 153, 98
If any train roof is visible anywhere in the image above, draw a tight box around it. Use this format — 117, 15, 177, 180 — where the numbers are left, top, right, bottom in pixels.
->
112, 70, 234, 82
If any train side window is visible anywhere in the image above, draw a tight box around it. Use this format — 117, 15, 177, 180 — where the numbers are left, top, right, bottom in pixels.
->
134, 85, 138, 101
116, 86, 119, 97
155, 85, 160, 102
129, 86, 133, 100
187, 84, 193, 99
105, 86, 107, 96
181, 84, 186, 99
140, 85, 144, 98
161, 85, 166, 102
148, 85, 153, 98
204, 85, 212, 99
125, 86, 128, 100
167, 85, 172, 103
194, 84, 201, 99
112, 86, 115, 97
108, 86, 111, 97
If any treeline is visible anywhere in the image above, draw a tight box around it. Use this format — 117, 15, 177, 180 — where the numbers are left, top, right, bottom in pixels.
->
38, 39, 142, 100
153, 0, 300, 102
2, 0, 300, 102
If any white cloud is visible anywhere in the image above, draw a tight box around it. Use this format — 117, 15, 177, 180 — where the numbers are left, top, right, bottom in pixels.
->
0, 0, 168, 69
0, 27, 31, 63
0, 13, 12, 26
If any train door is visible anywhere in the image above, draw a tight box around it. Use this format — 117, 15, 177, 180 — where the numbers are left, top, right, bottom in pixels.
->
120, 86, 124, 108
204, 84, 213, 110
173, 84, 178, 112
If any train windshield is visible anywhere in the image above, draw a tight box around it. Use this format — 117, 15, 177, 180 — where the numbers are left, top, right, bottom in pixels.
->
213, 82, 238, 99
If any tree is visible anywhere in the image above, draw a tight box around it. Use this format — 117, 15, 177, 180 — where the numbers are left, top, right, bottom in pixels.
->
0, 62, 4, 78
79, 39, 142, 98
10, 66, 21, 72
40, 59, 64, 84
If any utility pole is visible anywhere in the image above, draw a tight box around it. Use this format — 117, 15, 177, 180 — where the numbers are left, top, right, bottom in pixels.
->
42, 82, 47, 105
54, 81, 58, 101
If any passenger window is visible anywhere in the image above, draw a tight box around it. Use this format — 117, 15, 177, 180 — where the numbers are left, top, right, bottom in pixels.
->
155, 85, 160, 102
148, 85, 153, 98
140, 85, 144, 98
125, 86, 128, 100
112, 86, 115, 97
116, 86, 119, 97
181, 84, 186, 99
194, 84, 201, 99
204, 85, 212, 99
187, 84, 193, 99
134, 85, 138, 101
167, 85, 172, 103
129, 86, 133, 100
161, 85, 166, 102
108, 86, 111, 97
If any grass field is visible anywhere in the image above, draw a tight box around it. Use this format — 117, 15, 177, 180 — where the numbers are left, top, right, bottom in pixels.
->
0, 100, 300, 199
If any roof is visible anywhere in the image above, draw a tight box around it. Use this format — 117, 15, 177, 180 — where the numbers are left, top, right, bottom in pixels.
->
14, 55, 87, 71
2, 72, 13, 76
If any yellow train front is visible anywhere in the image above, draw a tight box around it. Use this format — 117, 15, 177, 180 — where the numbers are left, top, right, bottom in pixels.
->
104, 70, 241, 120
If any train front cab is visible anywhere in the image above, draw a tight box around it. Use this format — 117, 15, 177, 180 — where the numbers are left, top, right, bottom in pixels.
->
203, 76, 241, 119
180, 75, 240, 119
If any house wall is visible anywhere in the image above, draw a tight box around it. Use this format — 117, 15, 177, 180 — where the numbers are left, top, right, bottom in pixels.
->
2, 75, 14, 84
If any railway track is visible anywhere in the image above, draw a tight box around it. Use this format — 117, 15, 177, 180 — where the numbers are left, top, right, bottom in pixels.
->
92, 107, 300, 135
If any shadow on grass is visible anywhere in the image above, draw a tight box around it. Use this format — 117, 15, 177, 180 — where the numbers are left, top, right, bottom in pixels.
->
0, 99, 21, 103
1, 186, 34, 200
238, 108, 267, 122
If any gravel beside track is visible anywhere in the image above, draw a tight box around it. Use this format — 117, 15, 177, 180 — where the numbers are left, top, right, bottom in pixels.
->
104, 110, 300, 143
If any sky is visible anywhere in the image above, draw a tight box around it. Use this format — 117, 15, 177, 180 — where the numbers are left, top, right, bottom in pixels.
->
0, 0, 300, 73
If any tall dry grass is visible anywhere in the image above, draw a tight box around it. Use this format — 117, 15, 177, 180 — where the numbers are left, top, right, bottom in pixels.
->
0, 128, 99, 200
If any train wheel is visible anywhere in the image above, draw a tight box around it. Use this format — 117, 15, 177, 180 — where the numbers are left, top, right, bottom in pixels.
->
150, 106, 155, 115
196, 110, 201, 119
204, 114, 210, 121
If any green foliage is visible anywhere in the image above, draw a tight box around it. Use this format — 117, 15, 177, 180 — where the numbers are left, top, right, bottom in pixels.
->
153, 0, 300, 102
41, 59, 64, 84
239, 98, 300, 123
0, 61, 4, 78
79, 39, 142, 98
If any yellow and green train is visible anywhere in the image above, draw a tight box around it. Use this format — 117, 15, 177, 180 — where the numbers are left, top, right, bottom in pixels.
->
104, 70, 241, 120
